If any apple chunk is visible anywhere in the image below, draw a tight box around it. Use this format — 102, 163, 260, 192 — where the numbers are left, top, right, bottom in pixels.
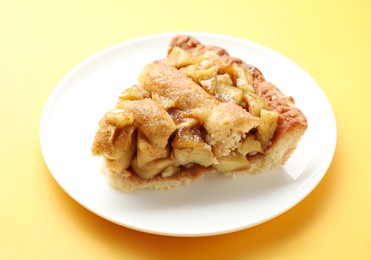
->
172, 128, 216, 167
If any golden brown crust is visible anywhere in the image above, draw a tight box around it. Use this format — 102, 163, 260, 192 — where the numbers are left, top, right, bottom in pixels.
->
168, 35, 266, 85
94, 35, 308, 192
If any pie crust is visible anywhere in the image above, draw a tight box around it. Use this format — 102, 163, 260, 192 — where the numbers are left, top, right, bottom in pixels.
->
92, 35, 308, 191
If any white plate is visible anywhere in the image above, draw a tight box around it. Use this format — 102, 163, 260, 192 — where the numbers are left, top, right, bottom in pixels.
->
40, 32, 336, 236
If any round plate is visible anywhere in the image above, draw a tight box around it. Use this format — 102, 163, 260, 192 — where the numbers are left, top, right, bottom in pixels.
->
40, 32, 336, 236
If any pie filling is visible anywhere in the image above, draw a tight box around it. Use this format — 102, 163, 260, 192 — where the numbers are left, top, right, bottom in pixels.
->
92, 43, 282, 180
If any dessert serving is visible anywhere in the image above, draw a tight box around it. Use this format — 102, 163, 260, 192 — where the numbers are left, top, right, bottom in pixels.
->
91, 35, 308, 192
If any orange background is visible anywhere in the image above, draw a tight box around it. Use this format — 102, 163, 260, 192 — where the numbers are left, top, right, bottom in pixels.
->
1, 0, 370, 259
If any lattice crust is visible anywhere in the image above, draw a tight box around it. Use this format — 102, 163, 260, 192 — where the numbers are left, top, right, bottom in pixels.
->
92, 35, 307, 191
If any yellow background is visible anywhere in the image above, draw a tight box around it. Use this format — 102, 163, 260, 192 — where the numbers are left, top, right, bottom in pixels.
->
1, 0, 370, 259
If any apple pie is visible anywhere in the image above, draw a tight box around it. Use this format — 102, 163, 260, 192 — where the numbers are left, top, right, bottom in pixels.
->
91, 35, 308, 192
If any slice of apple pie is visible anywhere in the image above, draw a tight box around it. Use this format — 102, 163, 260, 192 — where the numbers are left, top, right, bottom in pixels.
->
92, 35, 307, 191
